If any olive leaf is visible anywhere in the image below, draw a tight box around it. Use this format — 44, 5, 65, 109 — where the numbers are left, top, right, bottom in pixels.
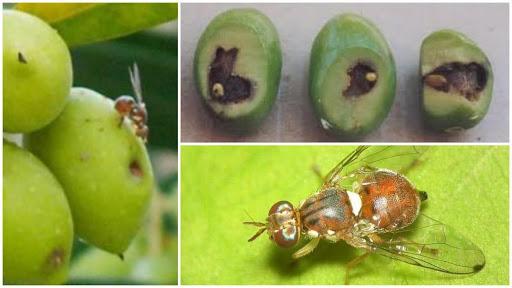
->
15, 3, 178, 47
181, 146, 508, 284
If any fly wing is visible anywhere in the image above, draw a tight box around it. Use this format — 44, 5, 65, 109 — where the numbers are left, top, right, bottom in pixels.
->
129, 63, 143, 103
366, 214, 485, 274
325, 146, 428, 187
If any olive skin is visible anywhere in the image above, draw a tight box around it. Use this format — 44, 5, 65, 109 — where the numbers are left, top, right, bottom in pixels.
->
3, 141, 73, 284
309, 14, 396, 138
25, 88, 154, 254
3, 10, 72, 133
421, 29, 493, 132
194, 8, 282, 129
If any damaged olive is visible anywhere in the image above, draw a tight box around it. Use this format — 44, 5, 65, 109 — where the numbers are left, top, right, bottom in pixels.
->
421, 29, 493, 131
25, 88, 153, 255
4, 141, 73, 284
194, 8, 282, 128
3, 10, 72, 133
309, 14, 396, 138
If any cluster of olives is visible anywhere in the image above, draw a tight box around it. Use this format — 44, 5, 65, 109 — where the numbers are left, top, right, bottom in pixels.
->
3, 10, 153, 284
194, 9, 493, 137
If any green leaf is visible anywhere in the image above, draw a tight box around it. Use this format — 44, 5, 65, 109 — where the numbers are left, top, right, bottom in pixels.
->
181, 146, 508, 284
16, 3, 178, 47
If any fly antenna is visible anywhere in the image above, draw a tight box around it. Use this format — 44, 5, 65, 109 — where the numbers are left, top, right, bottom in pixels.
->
247, 227, 266, 242
243, 209, 265, 227
244, 209, 257, 222
243, 209, 266, 241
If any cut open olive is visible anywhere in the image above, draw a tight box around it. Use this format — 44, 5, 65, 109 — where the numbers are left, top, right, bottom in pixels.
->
194, 9, 282, 129
343, 63, 378, 97
420, 29, 493, 132
309, 14, 396, 138
208, 47, 252, 104
423, 62, 487, 101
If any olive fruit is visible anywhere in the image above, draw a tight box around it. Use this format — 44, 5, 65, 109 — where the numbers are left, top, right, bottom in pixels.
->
3, 140, 73, 284
194, 8, 282, 129
309, 14, 396, 138
3, 10, 72, 133
420, 29, 493, 132
25, 87, 154, 254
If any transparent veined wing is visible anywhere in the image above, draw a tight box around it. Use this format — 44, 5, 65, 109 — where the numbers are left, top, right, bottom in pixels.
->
129, 63, 143, 103
365, 214, 485, 274
324, 146, 428, 187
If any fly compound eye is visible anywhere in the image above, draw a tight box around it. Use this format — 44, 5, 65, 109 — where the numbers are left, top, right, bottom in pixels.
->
268, 200, 294, 216
273, 225, 299, 248
114, 96, 135, 116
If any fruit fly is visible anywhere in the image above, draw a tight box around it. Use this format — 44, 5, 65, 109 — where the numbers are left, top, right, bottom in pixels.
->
244, 146, 485, 284
114, 63, 149, 143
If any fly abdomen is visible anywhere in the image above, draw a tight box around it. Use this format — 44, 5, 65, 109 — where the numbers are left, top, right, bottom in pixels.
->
358, 170, 421, 231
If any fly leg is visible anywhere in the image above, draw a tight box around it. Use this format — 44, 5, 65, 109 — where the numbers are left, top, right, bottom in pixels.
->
118, 116, 125, 127
292, 237, 320, 259
345, 251, 371, 285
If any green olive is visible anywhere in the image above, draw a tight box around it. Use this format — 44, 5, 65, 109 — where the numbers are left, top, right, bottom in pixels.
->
194, 8, 282, 129
3, 140, 73, 284
309, 14, 396, 138
25, 88, 153, 254
421, 29, 493, 132
3, 10, 72, 133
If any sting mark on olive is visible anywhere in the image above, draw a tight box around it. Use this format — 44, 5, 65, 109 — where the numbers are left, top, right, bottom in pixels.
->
45, 248, 65, 271
118, 253, 125, 261
208, 47, 252, 103
423, 62, 487, 101
343, 63, 377, 97
18, 52, 27, 64
129, 160, 143, 178
79, 152, 91, 162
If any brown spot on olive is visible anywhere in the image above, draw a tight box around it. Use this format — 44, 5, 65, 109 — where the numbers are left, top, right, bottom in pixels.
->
129, 160, 143, 178
208, 47, 252, 103
44, 248, 65, 272
79, 152, 91, 162
343, 63, 377, 97
423, 62, 487, 101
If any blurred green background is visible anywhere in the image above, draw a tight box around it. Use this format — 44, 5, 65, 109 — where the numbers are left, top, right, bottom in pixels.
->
181, 146, 509, 284
3, 3, 178, 283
